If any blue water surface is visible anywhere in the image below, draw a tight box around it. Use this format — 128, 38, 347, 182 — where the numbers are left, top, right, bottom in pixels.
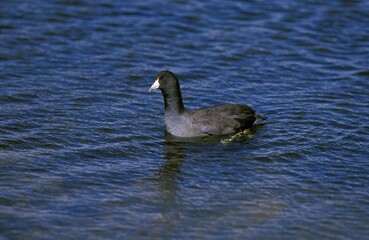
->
1, 0, 369, 239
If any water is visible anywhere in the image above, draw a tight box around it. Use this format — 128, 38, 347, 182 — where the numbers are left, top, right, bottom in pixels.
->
1, 0, 369, 239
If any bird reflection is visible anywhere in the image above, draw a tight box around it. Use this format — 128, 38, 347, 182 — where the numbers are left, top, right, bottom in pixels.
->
156, 125, 260, 188
152, 125, 262, 231
155, 133, 187, 189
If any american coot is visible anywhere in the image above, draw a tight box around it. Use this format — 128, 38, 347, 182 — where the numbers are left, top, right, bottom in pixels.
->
149, 70, 266, 137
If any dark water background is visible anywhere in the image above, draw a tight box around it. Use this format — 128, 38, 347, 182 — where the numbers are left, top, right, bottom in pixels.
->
1, 0, 369, 239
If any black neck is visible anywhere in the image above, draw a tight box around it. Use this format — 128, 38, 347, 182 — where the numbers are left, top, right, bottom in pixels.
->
161, 88, 185, 113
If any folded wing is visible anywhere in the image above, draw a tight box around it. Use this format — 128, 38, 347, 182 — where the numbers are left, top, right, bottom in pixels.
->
192, 104, 256, 135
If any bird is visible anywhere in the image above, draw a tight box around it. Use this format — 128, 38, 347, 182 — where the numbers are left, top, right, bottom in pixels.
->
149, 70, 266, 137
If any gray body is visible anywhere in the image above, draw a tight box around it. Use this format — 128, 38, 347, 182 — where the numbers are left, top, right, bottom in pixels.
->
164, 104, 259, 137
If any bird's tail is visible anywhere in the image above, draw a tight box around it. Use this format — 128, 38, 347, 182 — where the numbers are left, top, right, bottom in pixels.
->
254, 114, 267, 125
